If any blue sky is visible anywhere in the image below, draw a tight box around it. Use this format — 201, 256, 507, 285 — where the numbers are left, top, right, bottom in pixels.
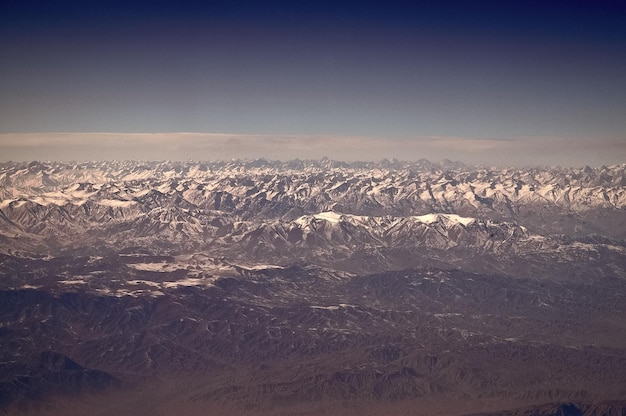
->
1, 0, 625, 165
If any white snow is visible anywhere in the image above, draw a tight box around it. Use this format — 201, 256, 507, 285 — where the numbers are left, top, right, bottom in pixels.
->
414, 213, 475, 226
126, 280, 161, 287
414, 213, 439, 224
97, 199, 137, 208
314, 211, 343, 223
162, 277, 214, 288
126, 262, 182, 272
310, 304, 354, 310
0, 199, 17, 209
240, 264, 285, 271
445, 214, 476, 226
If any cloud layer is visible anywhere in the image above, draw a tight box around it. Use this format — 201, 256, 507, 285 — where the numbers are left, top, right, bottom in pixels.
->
1, 133, 623, 167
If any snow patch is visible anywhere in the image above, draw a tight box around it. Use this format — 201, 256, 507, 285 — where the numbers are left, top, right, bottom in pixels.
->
0, 199, 17, 209
238, 264, 284, 271
414, 213, 439, 224
162, 277, 213, 288
314, 211, 343, 224
310, 304, 354, 310
20, 284, 41, 289
98, 199, 136, 208
126, 262, 182, 272
59, 280, 88, 285
127, 280, 161, 287
414, 213, 475, 226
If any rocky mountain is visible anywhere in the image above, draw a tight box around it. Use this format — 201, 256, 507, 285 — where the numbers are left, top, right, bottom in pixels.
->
1, 159, 624, 237
0, 160, 625, 415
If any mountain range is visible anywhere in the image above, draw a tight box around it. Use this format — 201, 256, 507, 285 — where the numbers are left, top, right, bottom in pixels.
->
0, 160, 625, 415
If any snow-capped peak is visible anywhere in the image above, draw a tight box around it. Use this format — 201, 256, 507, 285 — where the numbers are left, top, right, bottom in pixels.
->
414, 213, 475, 226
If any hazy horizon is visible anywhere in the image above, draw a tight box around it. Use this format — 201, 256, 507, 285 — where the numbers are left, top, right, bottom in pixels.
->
0, 132, 624, 167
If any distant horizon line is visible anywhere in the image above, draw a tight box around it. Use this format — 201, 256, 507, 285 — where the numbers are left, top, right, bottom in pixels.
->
0, 132, 624, 168
2, 158, 624, 170
2, 130, 617, 139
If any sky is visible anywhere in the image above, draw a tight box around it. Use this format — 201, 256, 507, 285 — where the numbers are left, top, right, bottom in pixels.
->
1, 0, 625, 166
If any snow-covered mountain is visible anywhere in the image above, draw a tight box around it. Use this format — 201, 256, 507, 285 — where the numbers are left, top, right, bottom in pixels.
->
1, 160, 624, 236
1, 160, 623, 276
1, 159, 625, 415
